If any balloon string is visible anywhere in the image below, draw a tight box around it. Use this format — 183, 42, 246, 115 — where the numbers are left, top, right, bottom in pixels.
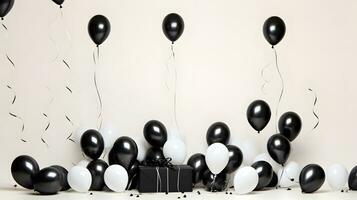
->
260, 62, 273, 94
176, 166, 181, 192
93, 46, 103, 130
166, 44, 179, 132
273, 47, 285, 134
211, 174, 217, 192
277, 165, 285, 189
308, 88, 319, 131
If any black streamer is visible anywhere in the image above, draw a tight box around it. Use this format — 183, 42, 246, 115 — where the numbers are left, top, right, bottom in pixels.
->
308, 88, 319, 131
93, 46, 103, 130
41, 112, 50, 148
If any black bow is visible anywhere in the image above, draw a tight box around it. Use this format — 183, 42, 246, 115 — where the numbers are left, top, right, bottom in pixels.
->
143, 157, 174, 169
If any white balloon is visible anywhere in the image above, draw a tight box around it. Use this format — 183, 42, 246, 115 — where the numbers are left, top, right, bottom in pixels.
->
136, 138, 150, 162
240, 139, 259, 165
206, 143, 229, 174
326, 164, 348, 190
74, 125, 96, 143
254, 153, 280, 172
104, 165, 128, 192
277, 161, 300, 187
100, 124, 118, 150
67, 166, 92, 192
234, 166, 259, 194
163, 138, 186, 165
77, 159, 90, 167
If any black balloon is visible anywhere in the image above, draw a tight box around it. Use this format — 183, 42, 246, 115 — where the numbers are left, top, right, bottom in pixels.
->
0, 0, 14, 18
126, 160, 140, 190
278, 112, 302, 142
223, 145, 243, 174
263, 16, 286, 47
299, 164, 325, 193
267, 171, 278, 187
33, 167, 62, 195
51, 0, 64, 6
87, 159, 108, 191
187, 153, 208, 185
247, 100, 271, 133
11, 155, 40, 189
144, 147, 165, 163
206, 122, 230, 145
202, 170, 228, 192
143, 120, 167, 147
348, 166, 357, 190
267, 134, 290, 165
162, 13, 184, 43
80, 129, 104, 160
50, 165, 70, 191
251, 161, 273, 190
88, 15, 111, 46
108, 136, 138, 171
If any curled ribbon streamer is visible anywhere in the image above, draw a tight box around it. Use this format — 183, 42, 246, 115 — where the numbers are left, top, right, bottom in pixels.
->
41, 86, 54, 147
273, 47, 285, 134
93, 46, 103, 130
308, 88, 319, 131
260, 62, 273, 94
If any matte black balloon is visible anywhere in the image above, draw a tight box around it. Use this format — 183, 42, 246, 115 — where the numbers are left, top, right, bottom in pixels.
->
88, 15, 111, 46
202, 170, 228, 192
52, 0, 64, 6
80, 129, 104, 160
348, 166, 357, 190
143, 120, 167, 147
267, 134, 290, 165
126, 160, 140, 190
247, 100, 271, 133
263, 16, 286, 46
187, 153, 208, 184
87, 159, 108, 191
267, 171, 278, 187
251, 161, 273, 190
11, 155, 40, 189
278, 112, 302, 142
299, 164, 325, 193
33, 167, 62, 195
0, 0, 14, 18
108, 136, 138, 171
144, 147, 165, 163
50, 165, 70, 191
162, 13, 184, 43
223, 145, 243, 174
206, 122, 230, 145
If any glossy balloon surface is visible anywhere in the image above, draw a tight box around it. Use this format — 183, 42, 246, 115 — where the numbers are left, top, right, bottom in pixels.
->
143, 120, 167, 147
278, 112, 302, 142
206, 122, 230, 145
263, 16, 286, 46
162, 13, 184, 43
11, 155, 40, 189
267, 134, 290, 165
247, 100, 271, 133
33, 167, 62, 195
299, 164, 325, 193
187, 153, 208, 184
80, 129, 104, 160
87, 159, 108, 191
108, 136, 138, 171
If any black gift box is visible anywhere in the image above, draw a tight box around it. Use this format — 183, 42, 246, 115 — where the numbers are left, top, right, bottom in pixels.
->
138, 165, 193, 193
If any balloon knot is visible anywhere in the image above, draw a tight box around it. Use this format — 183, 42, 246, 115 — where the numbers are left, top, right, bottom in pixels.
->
96, 44, 99, 48
1, 17, 3, 21
60, 5, 63, 9
271, 45, 274, 49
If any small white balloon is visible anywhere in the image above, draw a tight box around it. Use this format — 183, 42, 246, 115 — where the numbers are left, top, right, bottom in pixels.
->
240, 139, 259, 165
326, 164, 348, 190
254, 153, 280, 172
104, 165, 128, 192
234, 166, 259, 194
77, 159, 90, 167
67, 166, 92, 192
206, 143, 229, 174
100, 124, 118, 150
136, 138, 150, 162
163, 138, 186, 165
277, 161, 300, 187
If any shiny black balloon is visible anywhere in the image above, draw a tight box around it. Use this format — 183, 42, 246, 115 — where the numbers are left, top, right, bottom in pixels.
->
223, 145, 243, 174
278, 112, 302, 142
202, 170, 228, 192
206, 122, 230, 145
251, 161, 273, 190
267, 134, 290, 165
0, 0, 14, 18
187, 153, 208, 185
348, 166, 357, 190
144, 147, 165, 163
263, 16, 286, 46
247, 100, 271, 133
88, 15, 111, 46
108, 136, 138, 171
143, 120, 167, 147
126, 160, 140, 190
162, 13, 184, 43
87, 159, 108, 191
11, 155, 40, 189
267, 171, 278, 187
50, 165, 70, 191
80, 129, 104, 160
51, 0, 64, 6
299, 164, 325, 193
33, 167, 62, 195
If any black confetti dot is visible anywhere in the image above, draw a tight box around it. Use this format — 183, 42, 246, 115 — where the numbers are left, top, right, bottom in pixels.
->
197, 191, 201, 195
183, 195, 186, 198
130, 194, 133, 196
90, 193, 93, 195
225, 191, 228, 194
341, 190, 344, 193
165, 192, 168, 195
136, 195, 139, 198
287, 188, 291, 191
14, 185, 17, 188
177, 197, 180, 199
229, 192, 232, 195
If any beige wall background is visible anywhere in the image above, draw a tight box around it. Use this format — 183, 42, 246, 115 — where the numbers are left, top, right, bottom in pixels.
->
1, 0, 356, 186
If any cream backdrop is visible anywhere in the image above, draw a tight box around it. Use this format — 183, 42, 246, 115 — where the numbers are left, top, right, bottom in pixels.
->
0, 0, 356, 186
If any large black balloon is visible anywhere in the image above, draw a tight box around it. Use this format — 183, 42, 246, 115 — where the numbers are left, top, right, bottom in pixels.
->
88, 15, 111, 46
348, 166, 357, 190
0, 0, 14, 18
278, 112, 302, 142
87, 159, 108, 191
50, 165, 70, 191
247, 100, 271, 133
267, 134, 290, 165
52, 0, 64, 6
223, 145, 243, 174
108, 136, 138, 170
144, 147, 165, 163
251, 161, 273, 190
162, 13, 184, 43
80, 129, 104, 160
33, 167, 62, 195
206, 122, 230, 145
263, 16, 286, 47
187, 153, 208, 185
126, 160, 140, 190
202, 170, 228, 192
299, 164, 325, 193
143, 120, 167, 147
11, 155, 40, 189
267, 171, 278, 187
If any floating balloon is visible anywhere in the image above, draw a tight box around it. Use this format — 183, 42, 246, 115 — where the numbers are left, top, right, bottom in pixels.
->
263, 16, 286, 47
108, 136, 138, 171
299, 164, 325, 193
254, 152, 280, 172
144, 147, 165, 164
240, 139, 259, 165
88, 15, 111, 46
206, 122, 230, 145
87, 159, 108, 191
104, 165, 128, 192
187, 153, 208, 185
80, 129, 104, 160
267, 134, 290, 165
278, 112, 302, 142
163, 138, 186, 164
162, 13, 184, 43
143, 120, 167, 147
277, 161, 300, 188
33, 167, 62, 195
0, 0, 14, 18
326, 164, 348, 191
51, 0, 64, 6
50, 165, 70, 191
234, 166, 259, 195
206, 143, 229, 175
67, 166, 92, 193
11, 155, 40, 189
349, 166, 357, 190
202, 169, 228, 192
224, 145, 243, 174
251, 161, 273, 190
267, 171, 278, 187
247, 100, 271, 133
